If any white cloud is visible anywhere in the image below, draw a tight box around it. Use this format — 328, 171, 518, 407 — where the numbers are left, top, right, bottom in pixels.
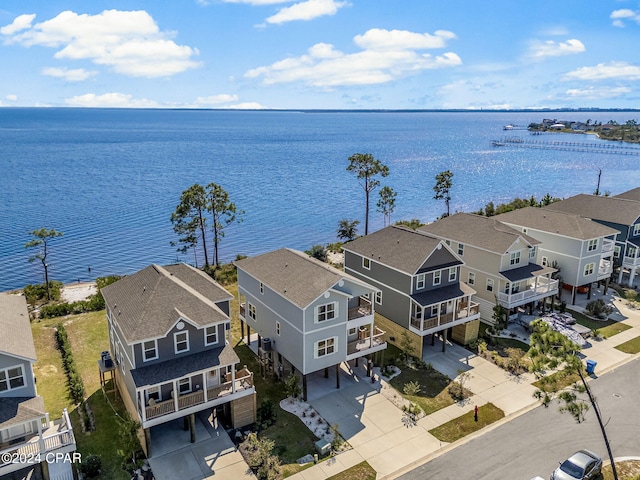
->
245, 28, 460, 87
565, 86, 630, 99
564, 61, 640, 80
65, 92, 160, 108
610, 9, 640, 27
5, 94, 18, 101
2, 10, 201, 78
266, 0, 347, 24
221, 0, 292, 4
0, 14, 36, 35
227, 102, 268, 109
529, 38, 585, 59
42, 67, 97, 81
195, 94, 240, 105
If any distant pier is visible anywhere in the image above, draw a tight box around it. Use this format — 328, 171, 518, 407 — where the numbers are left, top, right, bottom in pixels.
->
492, 136, 640, 155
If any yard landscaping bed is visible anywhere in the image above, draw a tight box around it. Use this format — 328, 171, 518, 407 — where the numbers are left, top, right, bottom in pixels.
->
428, 403, 504, 443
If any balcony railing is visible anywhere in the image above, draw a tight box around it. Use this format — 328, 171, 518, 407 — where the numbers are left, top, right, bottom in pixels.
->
348, 297, 373, 320
601, 239, 615, 254
410, 302, 479, 331
144, 369, 254, 422
239, 303, 246, 318
0, 409, 76, 471
496, 278, 558, 307
598, 259, 613, 278
346, 327, 386, 355
623, 255, 640, 267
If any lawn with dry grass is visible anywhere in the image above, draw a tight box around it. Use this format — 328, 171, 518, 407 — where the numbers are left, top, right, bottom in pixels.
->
603, 459, 640, 480
428, 403, 504, 443
327, 461, 377, 480
615, 335, 640, 354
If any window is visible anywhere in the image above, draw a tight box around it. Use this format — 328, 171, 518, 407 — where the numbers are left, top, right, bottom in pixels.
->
504, 282, 510, 294
146, 386, 161, 403
174, 331, 189, 354
541, 256, 548, 266
348, 327, 356, 335
510, 251, 521, 266
430, 305, 439, 317
529, 246, 536, 259
362, 257, 371, 270
614, 245, 621, 259
276, 321, 281, 336
316, 338, 336, 358
584, 262, 595, 276
634, 224, 640, 236
416, 274, 425, 289
178, 377, 191, 394
260, 282, 264, 294
143, 340, 158, 362
449, 267, 457, 282
587, 239, 598, 252
248, 303, 256, 321
0, 365, 25, 392
317, 303, 337, 322
375, 291, 382, 305
433, 270, 441, 286
468, 272, 475, 285
457, 243, 464, 256
445, 239, 451, 246
205, 326, 218, 346
486, 278, 494, 292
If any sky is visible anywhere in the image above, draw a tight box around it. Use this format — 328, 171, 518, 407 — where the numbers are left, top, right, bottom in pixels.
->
1, 1, 640, 110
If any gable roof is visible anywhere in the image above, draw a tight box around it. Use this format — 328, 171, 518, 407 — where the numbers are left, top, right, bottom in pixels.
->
0, 293, 37, 361
418, 213, 540, 254
546, 194, 640, 226
235, 248, 373, 309
615, 187, 640, 202
101, 263, 232, 344
342, 225, 460, 275
0, 396, 46, 429
496, 207, 619, 240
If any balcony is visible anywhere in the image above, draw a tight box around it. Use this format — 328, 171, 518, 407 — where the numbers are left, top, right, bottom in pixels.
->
410, 301, 480, 332
598, 259, 613, 279
348, 297, 372, 321
143, 369, 254, 422
0, 409, 76, 474
496, 278, 558, 308
601, 238, 615, 254
239, 303, 245, 319
623, 255, 640, 268
346, 327, 386, 358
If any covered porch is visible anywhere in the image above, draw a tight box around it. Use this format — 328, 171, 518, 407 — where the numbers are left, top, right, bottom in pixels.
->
409, 283, 479, 334
496, 263, 558, 309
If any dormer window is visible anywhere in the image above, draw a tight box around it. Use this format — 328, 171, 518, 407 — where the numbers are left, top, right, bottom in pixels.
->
143, 340, 158, 362
510, 251, 521, 266
174, 331, 189, 354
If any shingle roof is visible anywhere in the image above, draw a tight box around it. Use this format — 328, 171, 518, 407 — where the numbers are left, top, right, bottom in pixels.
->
235, 249, 372, 309
546, 194, 640, 226
130, 345, 238, 387
496, 207, 619, 240
410, 282, 476, 307
342, 225, 458, 275
0, 396, 46, 429
0, 293, 36, 361
101, 263, 232, 344
418, 213, 540, 254
615, 187, 640, 202
500, 262, 555, 281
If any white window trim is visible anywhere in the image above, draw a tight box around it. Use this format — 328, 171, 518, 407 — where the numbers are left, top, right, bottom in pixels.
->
486, 278, 494, 292
541, 256, 548, 266
315, 337, 337, 358
178, 377, 192, 394
375, 291, 382, 305
146, 386, 162, 403
416, 273, 425, 289
634, 224, 640, 236
458, 243, 464, 256
362, 257, 371, 270
0, 365, 26, 393
529, 246, 536, 259
433, 270, 441, 286
614, 245, 621, 258
276, 321, 281, 336
468, 272, 475, 285
510, 251, 521, 266
260, 282, 264, 294
587, 239, 598, 252
248, 303, 257, 321
584, 262, 595, 276
448, 267, 457, 282
316, 302, 338, 323
205, 326, 218, 346
142, 340, 159, 362
174, 331, 190, 354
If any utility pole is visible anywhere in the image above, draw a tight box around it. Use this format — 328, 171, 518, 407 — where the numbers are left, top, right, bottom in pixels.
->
595, 168, 602, 196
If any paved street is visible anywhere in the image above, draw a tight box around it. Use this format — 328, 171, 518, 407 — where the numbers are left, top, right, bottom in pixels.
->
395, 356, 640, 480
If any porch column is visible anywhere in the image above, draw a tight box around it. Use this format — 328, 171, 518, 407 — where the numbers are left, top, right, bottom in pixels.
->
572, 286, 576, 305
231, 367, 236, 394
246, 325, 251, 345
587, 283, 592, 300
336, 363, 340, 389
421, 306, 425, 330
173, 380, 179, 413
302, 374, 308, 401
630, 266, 638, 287
203, 376, 208, 403
431, 333, 435, 346
37, 414, 45, 454
437, 302, 442, 327
442, 329, 447, 352
618, 266, 624, 284
139, 390, 147, 423
189, 414, 196, 443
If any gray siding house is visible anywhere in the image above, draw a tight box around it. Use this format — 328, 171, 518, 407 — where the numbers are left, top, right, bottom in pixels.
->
497, 207, 619, 303
419, 213, 559, 324
0, 293, 76, 479
235, 249, 386, 401
101, 263, 256, 457
342, 226, 480, 354
547, 193, 640, 286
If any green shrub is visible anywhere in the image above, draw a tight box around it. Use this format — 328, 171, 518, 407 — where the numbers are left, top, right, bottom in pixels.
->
403, 380, 422, 396
24, 281, 62, 304
305, 245, 327, 262
80, 454, 102, 478
585, 299, 613, 319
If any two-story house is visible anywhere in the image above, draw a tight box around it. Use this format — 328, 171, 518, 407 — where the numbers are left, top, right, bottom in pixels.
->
0, 293, 76, 480
101, 263, 256, 457
496, 207, 619, 304
547, 193, 640, 286
342, 225, 480, 355
235, 248, 386, 401
419, 213, 559, 324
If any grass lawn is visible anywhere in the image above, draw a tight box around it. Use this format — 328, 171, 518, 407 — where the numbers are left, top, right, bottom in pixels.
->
603, 459, 640, 480
614, 335, 640, 354
532, 368, 581, 392
388, 365, 458, 416
571, 310, 631, 338
428, 403, 504, 443
327, 461, 377, 480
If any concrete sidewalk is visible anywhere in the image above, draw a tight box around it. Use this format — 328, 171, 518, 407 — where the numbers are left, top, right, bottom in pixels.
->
288, 289, 640, 480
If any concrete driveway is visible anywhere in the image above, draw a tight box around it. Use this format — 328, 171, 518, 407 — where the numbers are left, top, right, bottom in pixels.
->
148, 410, 255, 480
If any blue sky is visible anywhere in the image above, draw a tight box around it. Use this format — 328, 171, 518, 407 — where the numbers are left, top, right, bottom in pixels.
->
1, 1, 640, 109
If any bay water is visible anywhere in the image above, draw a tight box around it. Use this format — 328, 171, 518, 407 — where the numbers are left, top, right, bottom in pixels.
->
1, 108, 639, 292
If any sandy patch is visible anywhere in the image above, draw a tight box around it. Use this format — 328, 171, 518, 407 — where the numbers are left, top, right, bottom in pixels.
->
280, 398, 336, 442
61, 282, 97, 303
